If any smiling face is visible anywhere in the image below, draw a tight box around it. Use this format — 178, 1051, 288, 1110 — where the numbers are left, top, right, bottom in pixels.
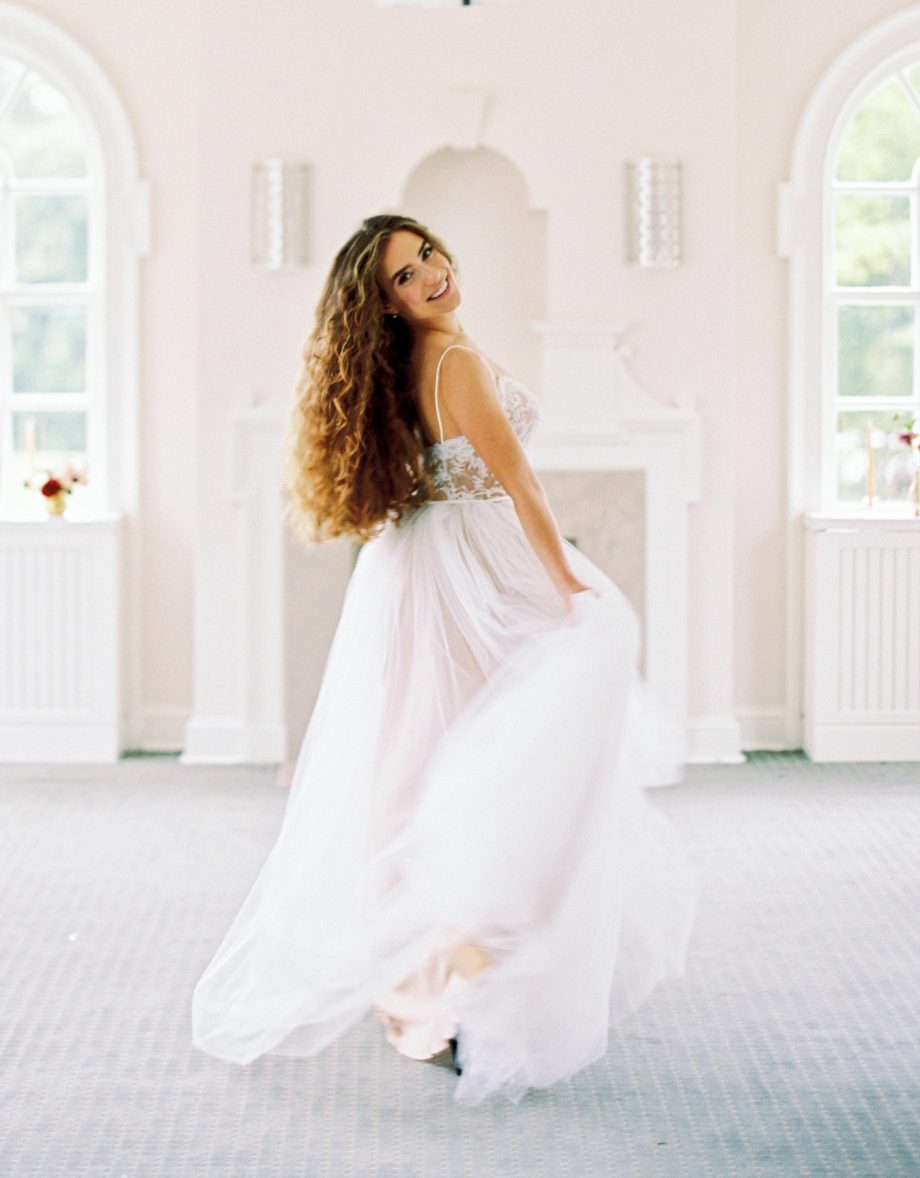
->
378, 229, 461, 329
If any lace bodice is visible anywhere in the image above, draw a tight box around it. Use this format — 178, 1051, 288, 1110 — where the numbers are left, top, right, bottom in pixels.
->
423, 356, 542, 502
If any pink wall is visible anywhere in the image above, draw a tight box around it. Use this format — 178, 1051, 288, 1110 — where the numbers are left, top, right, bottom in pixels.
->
13, 0, 916, 751
189, 0, 740, 746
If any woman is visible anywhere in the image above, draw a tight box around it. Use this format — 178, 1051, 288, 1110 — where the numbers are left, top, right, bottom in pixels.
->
191, 213, 696, 1105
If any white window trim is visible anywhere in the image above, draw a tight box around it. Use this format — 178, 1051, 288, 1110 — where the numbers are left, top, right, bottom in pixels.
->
0, 1, 148, 520
826, 61, 920, 507
781, 4, 920, 747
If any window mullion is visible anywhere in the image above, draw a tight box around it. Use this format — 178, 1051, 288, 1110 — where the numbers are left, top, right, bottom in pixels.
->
898, 68, 920, 122
0, 65, 27, 131
829, 289, 918, 303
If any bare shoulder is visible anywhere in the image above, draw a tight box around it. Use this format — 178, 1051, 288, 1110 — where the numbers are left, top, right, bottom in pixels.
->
434, 345, 537, 500
435, 342, 496, 394
415, 336, 485, 377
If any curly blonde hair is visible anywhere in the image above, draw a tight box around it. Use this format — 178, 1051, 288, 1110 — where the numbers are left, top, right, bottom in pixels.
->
283, 213, 456, 545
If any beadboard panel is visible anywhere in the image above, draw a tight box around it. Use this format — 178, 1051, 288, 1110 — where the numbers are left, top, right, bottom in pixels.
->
804, 516, 920, 762
0, 518, 124, 761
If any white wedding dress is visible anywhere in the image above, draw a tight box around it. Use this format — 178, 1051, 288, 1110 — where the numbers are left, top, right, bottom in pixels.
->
191, 345, 697, 1105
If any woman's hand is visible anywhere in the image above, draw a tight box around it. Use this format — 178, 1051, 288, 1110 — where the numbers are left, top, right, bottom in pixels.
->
562, 579, 597, 614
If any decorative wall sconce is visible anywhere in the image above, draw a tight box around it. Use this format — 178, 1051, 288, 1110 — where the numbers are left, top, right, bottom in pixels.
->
624, 157, 682, 268
251, 159, 311, 270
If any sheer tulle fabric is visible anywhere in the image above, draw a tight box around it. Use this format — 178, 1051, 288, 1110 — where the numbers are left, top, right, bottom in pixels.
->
191, 492, 697, 1105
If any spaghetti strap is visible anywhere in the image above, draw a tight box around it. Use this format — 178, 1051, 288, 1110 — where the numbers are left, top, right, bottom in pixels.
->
433, 344, 481, 444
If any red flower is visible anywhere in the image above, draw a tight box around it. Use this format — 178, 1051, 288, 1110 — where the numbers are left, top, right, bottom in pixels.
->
899, 431, 918, 448
41, 478, 63, 497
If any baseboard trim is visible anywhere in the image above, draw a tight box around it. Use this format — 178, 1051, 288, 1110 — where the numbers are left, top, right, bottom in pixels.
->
686, 715, 746, 764
135, 706, 801, 764
0, 722, 121, 763
128, 705, 188, 754
805, 723, 920, 762
737, 706, 794, 751
181, 715, 286, 764
134, 705, 806, 764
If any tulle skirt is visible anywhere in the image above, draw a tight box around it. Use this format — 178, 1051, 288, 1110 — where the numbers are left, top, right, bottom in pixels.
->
191, 496, 697, 1105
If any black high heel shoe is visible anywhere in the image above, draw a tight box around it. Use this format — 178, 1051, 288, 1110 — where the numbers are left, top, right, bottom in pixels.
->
425, 1036, 461, 1075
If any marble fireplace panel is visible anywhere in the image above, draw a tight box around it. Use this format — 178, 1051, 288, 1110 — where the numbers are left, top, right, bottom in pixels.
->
540, 469, 646, 641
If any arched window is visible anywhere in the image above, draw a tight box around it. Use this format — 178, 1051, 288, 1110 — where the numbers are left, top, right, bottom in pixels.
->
0, 52, 98, 515
0, 7, 142, 522
830, 61, 920, 506
785, 9, 920, 749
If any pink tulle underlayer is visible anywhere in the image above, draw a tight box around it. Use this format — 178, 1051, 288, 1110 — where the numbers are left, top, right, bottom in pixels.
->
192, 497, 697, 1105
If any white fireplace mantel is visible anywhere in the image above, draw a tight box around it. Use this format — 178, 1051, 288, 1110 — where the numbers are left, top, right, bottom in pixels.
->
183, 324, 702, 763
530, 321, 700, 728
182, 397, 288, 765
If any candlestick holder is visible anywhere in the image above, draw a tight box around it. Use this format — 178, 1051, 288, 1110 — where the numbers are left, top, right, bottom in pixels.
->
864, 422, 876, 508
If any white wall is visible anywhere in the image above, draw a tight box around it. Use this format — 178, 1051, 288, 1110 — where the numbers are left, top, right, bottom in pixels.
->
14, 0, 914, 755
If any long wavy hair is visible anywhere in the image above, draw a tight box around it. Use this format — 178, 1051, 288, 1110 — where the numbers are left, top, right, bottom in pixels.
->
284, 213, 456, 545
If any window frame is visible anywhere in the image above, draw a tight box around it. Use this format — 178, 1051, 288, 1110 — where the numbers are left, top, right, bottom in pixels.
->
0, 57, 103, 515
0, 9, 145, 523
824, 58, 920, 508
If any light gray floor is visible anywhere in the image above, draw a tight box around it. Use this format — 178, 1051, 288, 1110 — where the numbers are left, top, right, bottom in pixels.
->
1, 754, 918, 1178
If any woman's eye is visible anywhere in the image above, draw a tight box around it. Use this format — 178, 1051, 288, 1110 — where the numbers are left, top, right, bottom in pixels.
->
422, 243, 433, 259
398, 272, 411, 286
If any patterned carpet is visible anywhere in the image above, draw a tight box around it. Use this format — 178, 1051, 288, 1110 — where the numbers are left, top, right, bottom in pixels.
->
0, 753, 918, 1177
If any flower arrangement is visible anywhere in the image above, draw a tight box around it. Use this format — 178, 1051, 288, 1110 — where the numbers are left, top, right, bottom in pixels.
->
893, 414, 920, 516
23, 462, 89, 516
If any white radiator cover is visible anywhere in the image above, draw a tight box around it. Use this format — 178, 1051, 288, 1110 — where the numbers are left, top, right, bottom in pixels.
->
0, 517, 124, 762
803, 514, 920, 761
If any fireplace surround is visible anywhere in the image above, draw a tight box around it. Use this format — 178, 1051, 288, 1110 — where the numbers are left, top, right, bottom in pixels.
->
182, 322, 699, 766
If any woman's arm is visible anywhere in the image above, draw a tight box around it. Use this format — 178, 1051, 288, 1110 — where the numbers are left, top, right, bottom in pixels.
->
435, 348, 591, 605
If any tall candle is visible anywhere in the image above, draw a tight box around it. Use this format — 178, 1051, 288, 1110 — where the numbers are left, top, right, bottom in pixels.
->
865, 422, 875, 505
24, 417, 37, 467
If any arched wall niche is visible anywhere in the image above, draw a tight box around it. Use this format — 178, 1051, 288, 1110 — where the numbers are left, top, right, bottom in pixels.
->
781, 4, 920, 747
281, 147, 548, 759
399, 145, 548, 394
